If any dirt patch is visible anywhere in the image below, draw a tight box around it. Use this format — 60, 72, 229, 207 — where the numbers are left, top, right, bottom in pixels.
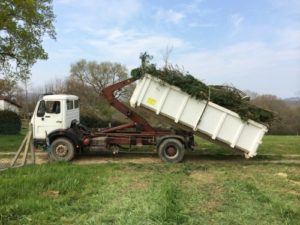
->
277, 172, 288, 178
287, 190, 300, 196
129, 178, 149, 191
275, 172, 300, 186
35, 153, 49, 164
189, 171, 215, 184
206, 199, 223, 212
41, 190, 60, 198
278, 188, 300, 196
291, 180, 300, 186
206, 186, 224, 212
72, 155, 160, 165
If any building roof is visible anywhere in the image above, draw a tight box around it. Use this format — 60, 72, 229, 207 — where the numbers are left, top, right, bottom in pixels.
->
0, 96, 22, 108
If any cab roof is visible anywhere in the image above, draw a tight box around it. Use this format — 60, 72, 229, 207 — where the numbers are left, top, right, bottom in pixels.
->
42, 94, 78, 101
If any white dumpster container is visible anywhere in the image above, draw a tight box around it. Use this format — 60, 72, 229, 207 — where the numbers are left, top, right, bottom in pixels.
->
130, 74, 268, 158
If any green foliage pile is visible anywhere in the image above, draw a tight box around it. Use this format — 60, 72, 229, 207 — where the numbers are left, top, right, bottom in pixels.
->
131, 66, 274, 123
0, 110, 21, 134
131, 66, 209, 100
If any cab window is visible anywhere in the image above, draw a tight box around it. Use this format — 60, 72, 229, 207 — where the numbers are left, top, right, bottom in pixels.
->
67, 100, 74, 110
74, 100, 79, 109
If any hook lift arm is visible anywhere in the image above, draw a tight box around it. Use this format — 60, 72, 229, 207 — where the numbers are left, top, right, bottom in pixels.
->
101, 78, 154, 132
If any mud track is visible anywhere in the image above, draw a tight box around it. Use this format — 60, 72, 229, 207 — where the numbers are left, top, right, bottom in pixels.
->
1, 151, 300, 166
40, 151, 300, 165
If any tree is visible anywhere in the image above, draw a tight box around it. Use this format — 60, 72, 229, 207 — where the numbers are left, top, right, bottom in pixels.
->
244, 90, 258, 99
0, 0, 56, 78
65, 77, 127, 126
161, 45, 173, 68
251, 95, 297, 134
139, 52, 153, 70
294, 106, 300, 135
0, 77, 18, 98
70, 60, 130, 124
70, 60, 128, 96
43, 78, 66, 94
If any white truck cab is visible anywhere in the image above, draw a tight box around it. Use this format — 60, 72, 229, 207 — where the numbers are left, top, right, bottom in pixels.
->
31, 94, 80, 144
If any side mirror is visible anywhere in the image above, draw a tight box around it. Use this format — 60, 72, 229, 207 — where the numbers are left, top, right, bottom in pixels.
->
37, 110, 45, 117
37, 100, 46, 117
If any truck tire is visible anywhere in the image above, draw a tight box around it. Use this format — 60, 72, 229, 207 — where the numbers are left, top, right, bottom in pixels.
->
158, 138, 185, 163
50, 138, 75, 161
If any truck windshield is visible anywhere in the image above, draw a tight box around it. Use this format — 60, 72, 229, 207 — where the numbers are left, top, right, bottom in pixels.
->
37, 100, 60, 117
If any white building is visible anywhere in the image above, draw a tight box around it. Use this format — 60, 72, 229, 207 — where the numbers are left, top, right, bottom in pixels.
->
0, 97, 21, 114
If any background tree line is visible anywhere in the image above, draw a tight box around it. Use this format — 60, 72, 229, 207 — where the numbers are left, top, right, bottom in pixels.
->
1, 58, 299, 135
251, 95, 300, 135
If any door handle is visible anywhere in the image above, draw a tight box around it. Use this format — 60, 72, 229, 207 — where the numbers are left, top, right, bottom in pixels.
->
45, 115, 50, 118
56, 121, 62, 123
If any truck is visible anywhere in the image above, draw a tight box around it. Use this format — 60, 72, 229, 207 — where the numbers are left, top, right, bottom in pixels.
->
31, 77, 194, 163
31, 74, 268, 162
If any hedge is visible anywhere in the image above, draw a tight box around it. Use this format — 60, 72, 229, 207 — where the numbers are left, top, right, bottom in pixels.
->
0, 110, 21, 134
80, 115, 122, 128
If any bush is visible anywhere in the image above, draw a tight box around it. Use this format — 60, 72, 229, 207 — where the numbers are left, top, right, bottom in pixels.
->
80, 115, 122, 128
0, 110, 21, 134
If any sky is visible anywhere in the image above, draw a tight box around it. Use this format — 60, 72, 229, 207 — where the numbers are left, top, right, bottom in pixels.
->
31, 0, 300, 98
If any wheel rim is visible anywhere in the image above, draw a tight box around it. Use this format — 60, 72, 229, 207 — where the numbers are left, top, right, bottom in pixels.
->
165, 145, 178, 158
55, 144, 68, 157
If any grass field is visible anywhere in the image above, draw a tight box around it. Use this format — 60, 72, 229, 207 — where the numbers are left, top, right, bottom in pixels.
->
0, 134, 25, 152
0, 128, 27, 152
194, 135, 300, 156
257, 136, 300, 155
0, 162, 299, 225
1, 132, 300, 224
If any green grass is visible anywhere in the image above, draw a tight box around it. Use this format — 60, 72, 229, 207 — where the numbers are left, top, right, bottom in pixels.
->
0, 128, 27, 152
258, 135, 300, 155
0, 120, 29, 152
0, 162, 300, 225
194, 135, 300, 156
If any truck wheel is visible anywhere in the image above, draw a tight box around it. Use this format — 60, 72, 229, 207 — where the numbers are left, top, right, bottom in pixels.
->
50, 138, 75, 161
158, 138, 185, 163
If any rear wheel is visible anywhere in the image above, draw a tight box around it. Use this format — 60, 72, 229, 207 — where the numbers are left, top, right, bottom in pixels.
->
50, 138, 75, 161
158, 138, 185, 163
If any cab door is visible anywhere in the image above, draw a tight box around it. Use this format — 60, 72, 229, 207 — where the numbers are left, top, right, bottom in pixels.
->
33, 100, 63, 139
